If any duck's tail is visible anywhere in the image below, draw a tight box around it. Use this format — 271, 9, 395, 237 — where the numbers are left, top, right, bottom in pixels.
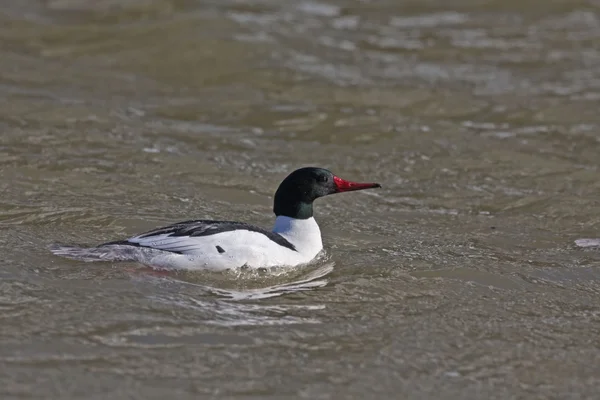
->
49, 244, 139, 262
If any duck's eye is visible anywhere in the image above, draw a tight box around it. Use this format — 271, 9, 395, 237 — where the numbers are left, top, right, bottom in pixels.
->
317, 175, 328, 183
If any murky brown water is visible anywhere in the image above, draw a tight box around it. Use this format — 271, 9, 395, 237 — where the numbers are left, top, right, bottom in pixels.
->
2, 0, 600, 398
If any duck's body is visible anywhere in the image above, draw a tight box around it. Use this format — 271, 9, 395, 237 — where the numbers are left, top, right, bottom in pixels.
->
54, 216, 323, 271
51, 167, 380, 271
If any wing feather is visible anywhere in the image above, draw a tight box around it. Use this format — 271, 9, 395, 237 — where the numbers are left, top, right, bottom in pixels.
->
99, 219, 297, 254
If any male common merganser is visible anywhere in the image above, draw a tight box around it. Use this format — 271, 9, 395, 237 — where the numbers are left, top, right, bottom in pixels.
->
50, 167, 381, 271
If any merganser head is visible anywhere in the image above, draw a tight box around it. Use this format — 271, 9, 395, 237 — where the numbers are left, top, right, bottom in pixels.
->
273, 167, 381, 219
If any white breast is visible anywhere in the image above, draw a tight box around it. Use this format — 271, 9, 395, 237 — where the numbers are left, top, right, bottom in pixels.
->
272, 216, 323, 259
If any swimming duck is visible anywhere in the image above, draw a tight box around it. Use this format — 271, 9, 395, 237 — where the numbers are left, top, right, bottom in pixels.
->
50, 167, 381, 270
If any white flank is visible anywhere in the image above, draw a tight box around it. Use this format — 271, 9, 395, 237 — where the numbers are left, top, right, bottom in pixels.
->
51, 216, 324, 271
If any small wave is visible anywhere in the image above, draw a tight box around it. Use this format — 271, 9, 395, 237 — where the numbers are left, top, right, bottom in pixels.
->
163, 261, 335, 300
575, 238, 600, 248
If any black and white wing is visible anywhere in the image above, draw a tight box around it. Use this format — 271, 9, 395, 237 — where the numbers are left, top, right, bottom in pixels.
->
100, 219, 296, 254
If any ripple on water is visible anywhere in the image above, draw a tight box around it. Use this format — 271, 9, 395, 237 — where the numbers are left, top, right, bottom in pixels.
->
2, 0, 600, 398
126, 261, 336, 329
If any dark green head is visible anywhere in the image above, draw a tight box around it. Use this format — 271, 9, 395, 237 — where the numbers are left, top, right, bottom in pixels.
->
273, 167, 381, 219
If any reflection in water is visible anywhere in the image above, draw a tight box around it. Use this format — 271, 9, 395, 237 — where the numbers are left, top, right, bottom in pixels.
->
152, 261, 335, 301
141, 262, 334, 328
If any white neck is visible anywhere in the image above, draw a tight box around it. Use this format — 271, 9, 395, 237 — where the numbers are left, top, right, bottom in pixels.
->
273, 216, 323, 257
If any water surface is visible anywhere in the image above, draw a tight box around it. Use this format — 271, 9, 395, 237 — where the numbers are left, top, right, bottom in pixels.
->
2, 0, 600, 398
